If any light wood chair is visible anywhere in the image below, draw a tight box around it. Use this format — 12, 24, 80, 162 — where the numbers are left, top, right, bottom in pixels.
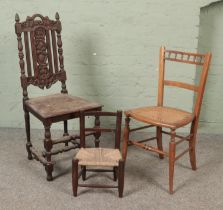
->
122, 46, 212, 194
14, 13, 102, 181
72, 111, 125, 197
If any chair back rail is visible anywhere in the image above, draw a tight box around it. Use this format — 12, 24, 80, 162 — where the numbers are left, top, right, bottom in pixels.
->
158, 46, 212, 121
15, 13, 67, 100
79, 111, 122, 149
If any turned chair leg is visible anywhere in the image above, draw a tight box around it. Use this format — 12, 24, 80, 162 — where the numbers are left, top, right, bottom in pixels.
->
81, 166, 86, 181
63, 120, 69, 146
169, 129, 176, 194
156, 126, 164, 159
118, 160, 125, 198
24, 110, 32, 160
72, 159, 79, 197
122, 116, 130, 160
44, 123, 54, 181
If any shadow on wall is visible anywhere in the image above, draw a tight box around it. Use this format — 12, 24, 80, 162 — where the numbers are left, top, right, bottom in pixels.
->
195, 0, 223, 132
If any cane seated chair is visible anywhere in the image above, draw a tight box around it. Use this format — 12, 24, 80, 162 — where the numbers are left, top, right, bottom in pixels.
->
14, 13, 102, 181
72, 111, 125, 197
123, 46, 212, 194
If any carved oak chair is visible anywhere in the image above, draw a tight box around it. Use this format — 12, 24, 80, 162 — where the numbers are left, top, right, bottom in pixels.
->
72, 110, 125, 197
122, 46, 212, 194
14, 13, 102, 181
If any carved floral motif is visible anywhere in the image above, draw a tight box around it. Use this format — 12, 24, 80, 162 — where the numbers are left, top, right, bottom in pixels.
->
33, 27, 54, 89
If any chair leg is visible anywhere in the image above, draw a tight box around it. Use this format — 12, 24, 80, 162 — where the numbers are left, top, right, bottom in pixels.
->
72, 159, 79, 197
44, 123, 53, 181
63, 120, 69, 146
24, 110, 32, 160
189, 121, 197, 170
122, 116, 130, 160
169, 129, 176, 194
156, 126, 164, 159
113, 166, 117, 181
189, 138, 196, 171
118, 160, 125, 198
81, 166, 86, 181
94, 115, 101, 148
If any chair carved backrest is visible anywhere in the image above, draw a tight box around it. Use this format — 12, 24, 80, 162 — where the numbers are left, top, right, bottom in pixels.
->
79, 111, 122, 149
158, 46, 212, 121
15, 13, 67, 101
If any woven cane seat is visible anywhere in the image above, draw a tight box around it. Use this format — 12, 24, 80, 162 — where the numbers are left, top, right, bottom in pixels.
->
25, 93, 101, 119
125, 106, 194, 129
76, 148, 122, 167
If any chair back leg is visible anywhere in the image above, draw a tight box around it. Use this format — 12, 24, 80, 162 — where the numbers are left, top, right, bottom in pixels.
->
156, 126, 164, 159
24, 110, 32, 160
189, 120, 198, 170
122, 116, 130, 160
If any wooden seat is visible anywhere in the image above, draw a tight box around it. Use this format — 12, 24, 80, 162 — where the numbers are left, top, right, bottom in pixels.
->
25, 93, 100, 120
126, 106, 195, 129
123, 46, 212, 194
76, 148, 122, 167
72, 111, 125, 198
14, 13, 102, 181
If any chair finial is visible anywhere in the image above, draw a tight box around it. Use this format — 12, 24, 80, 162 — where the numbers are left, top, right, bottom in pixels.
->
55, 12, 60, 20
15, 13, 20, 22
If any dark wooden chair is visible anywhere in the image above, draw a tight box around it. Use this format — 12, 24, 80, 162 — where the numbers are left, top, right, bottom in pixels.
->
14, 13, 102, 181
72, 110, 125, 197
122, 46, 212, 194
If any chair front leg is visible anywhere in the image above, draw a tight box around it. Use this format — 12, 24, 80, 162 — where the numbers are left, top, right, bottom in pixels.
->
72, 159, 79, 197
63, 120, 69, 146
44, 123, 53, 181
24, 110, 32, 160
118, 160, 125, 198
169, 129, 176, 194
122, 116, 130, 160
156, 126, 164, 159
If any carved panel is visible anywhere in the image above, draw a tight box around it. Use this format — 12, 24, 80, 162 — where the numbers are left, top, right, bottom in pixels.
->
32, 26, 54, 89
15, 13, 66, 90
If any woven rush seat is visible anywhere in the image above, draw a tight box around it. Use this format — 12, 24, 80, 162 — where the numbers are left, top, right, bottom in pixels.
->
125, 106, 195, 129
25, 93, 101, 119
76, 148, 122, 167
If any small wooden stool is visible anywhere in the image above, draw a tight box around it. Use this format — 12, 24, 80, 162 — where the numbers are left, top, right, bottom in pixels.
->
72, 111, 125, 197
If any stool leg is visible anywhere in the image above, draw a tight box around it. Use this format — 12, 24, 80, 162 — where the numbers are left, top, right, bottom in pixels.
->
118, 160, 125, 198
72, 159, 79, 197
81, 166, 86, 181
113, 166, 117, 181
